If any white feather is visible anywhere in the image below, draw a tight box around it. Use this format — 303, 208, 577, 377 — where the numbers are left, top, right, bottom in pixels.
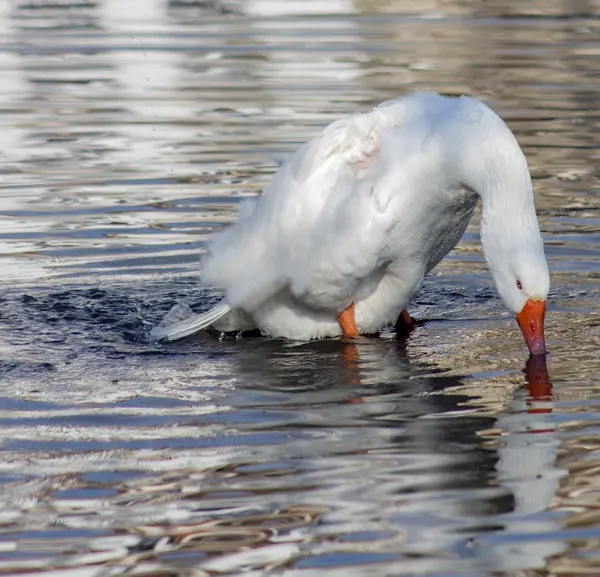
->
150, 300, 231, 341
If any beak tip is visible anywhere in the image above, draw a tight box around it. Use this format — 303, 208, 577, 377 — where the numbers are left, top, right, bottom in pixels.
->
528, 341, 547, 356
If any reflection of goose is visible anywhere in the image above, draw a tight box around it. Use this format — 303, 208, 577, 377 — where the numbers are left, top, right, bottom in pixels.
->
226, 335, 478, 418
153, 93, 549, 355
495, 356, 563, 514
224, 339, 565, 567
476, 355, 567, 571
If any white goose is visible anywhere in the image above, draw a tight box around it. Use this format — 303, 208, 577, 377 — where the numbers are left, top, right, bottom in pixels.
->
152, 92, 549, 355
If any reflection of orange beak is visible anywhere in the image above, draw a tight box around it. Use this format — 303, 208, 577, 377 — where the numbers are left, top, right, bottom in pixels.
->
515, 299, 546, 355
524, 354, 552, 413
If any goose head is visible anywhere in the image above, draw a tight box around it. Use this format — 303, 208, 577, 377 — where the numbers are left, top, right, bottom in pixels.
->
489, 243, 549, 355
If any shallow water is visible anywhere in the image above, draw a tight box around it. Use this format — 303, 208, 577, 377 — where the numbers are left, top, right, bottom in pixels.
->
0, 0, 599, 575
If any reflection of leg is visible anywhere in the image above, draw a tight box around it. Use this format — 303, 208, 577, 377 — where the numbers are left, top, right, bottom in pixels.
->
341, 343, 363, 395
395, 308, 414, 336
338, 303, 359, 338
342, 342, 359, 363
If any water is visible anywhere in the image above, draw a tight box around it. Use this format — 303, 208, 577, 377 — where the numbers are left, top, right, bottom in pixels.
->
0, 0, 599, 575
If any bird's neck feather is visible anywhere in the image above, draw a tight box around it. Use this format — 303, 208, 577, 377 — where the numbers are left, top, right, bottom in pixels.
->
448, 114, 542, 261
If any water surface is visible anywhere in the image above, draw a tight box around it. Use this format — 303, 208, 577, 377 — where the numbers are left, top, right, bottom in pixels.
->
0, 0, 599, 575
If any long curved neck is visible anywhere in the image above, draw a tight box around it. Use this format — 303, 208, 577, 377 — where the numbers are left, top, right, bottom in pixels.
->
435, 96, 549, 314
476, 150, 542, 258
443, 100, 543, 254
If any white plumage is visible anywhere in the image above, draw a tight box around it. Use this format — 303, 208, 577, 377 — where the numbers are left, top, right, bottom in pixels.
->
151, 92, 550, 352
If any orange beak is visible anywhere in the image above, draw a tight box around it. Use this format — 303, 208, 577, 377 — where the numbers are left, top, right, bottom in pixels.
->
515, 299, 546, 356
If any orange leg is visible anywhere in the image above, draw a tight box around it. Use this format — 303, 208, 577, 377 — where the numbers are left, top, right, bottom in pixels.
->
395, 308, 415, 337
398, 308, 413, 327
338, 303, 359, 338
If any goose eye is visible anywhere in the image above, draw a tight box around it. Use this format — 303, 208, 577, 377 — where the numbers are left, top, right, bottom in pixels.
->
516, 280, 523, 290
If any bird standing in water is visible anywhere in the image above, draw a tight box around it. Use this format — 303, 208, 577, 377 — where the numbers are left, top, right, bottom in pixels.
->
152, 92, 549, 355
